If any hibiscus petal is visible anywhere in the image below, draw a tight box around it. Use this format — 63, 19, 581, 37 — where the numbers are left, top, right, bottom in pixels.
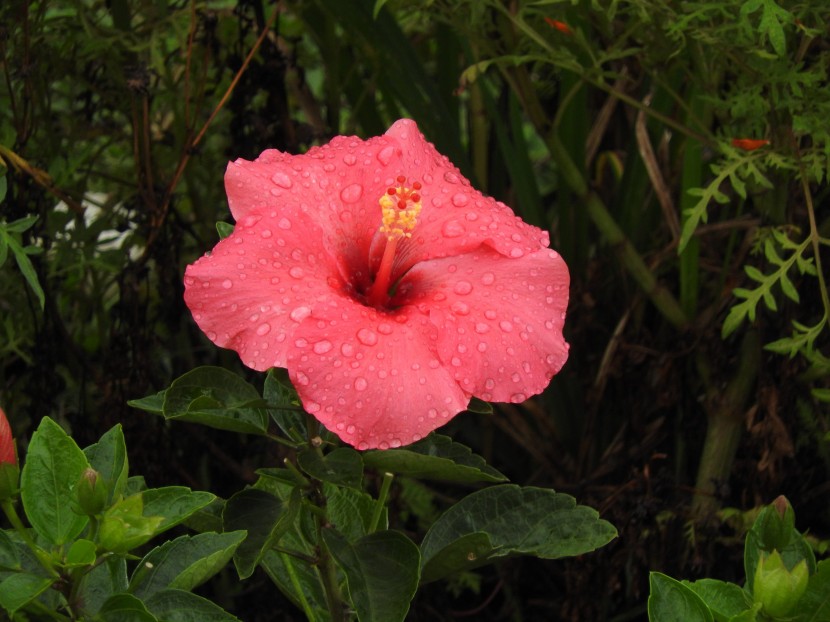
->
285, 304, 469, 450
184, 210, 341, 371
381, 120, 551, 277
400, 246, 570, 402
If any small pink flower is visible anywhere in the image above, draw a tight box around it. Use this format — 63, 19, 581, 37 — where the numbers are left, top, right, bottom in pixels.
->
0, 407, 15, 465
184, 119, 569, 449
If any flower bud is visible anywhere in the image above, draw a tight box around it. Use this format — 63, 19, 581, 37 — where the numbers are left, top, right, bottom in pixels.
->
0, 407, 19, 500
753, 550, 809, 617
76, 468, 108, 516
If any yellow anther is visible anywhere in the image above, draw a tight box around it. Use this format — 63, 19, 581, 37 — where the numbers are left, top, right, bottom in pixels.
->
379, 177, 422, 240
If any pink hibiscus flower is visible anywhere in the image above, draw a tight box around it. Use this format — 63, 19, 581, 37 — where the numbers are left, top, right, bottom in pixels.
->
184, 119, 569, 450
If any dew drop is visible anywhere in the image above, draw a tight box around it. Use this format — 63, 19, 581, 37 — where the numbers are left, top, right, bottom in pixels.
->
441, 220, 465, 238
451, 192, 469, 206
289, 306, 311, 322
475, 323, 490, 334
354, 377, 368, 391
377, 322, 393, 335
465, 211, 479, 221
278, 217, 292, 230
271, 172, 293, 188
377, 145, 396, 166
499, 320, 514, 332
481, 272, 495, 285
343, 154, 357, 166
512, 393, 527, 402
477, 342, 487, 352
347, 424, 356, 434
295, 371, 309, 386
313, 340, 333, 354
453, 280, 473, 295
340, 183, 363, 204
289, 266, 304, 279
260, 229, 272, 238
341, 343, 355, 356
509, 247, 525, 258
484, 309, 498, 320
222, 279, 233, 289
357, 328, 378, 346
256, 323, 271, 336
451, 301, 470, 315
444, 172, 460, 184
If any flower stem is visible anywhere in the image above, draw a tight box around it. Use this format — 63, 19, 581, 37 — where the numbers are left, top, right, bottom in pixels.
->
368, 472, 394, 534
367, 237, 398, 308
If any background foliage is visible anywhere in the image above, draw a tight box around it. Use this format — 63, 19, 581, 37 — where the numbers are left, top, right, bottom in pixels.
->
1, 0, 829, 619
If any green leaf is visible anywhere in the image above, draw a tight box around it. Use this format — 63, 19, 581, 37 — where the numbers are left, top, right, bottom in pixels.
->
130, 531, 246, 599
362, 434, 507, 484
20, 417, 90, 545
323, 528, 420, 622
142, 486, 217, 534
263, 368, 305, 440
66, 539, 98, 567
466, 397, 493, 415
2, 216, 38, 234
215, 221, 234, 239
75, 556, 128, 617
223, 488, 299, 579
298, 448, 363, 490
0, 531, 21, 571
648, 572, 714, 622
128, 391, 166, 415
794, 558, 830, 620
84, 424, 130, 505
685, 579, 752, 621
260, 550, 328, 622
162, 367, 268, 435
99, 494, 165, 554
0, 572, 55, 615
420, 485, 616, 583
145, 589, 241, 621
326, 484, 383, 540
98, 593, 159, 622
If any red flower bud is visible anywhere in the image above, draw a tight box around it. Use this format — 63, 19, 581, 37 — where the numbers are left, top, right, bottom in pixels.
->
544, 17, 572, 35
0, 407, 16, 466
731, 138, 770, 151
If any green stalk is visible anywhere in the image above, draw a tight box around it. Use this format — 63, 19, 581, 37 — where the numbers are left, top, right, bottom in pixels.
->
368, 472, 394, 534
547, 133, 689, 330
692, 330, 760, 518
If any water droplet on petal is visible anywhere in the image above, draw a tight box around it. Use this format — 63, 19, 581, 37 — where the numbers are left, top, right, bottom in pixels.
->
343, 154, 356, 166
499, 320, 514, 332
278, 217, 292, 230
477, 342, 487, 352
340, 183, 363, 204
256, 323, 271, 336
475, 322, 489, 334
441, 220, 465, 238
313, 340, 333, 354
357, 328, 378, 346
377, 323, 393, 335
271, 172, 293, 188
377, 145, 396, 166
481, 272, 495, 285
451, 192, 469, 206
222, 279, 233, 289
295, 371, 309, 385
444, 171, 460, 184
354, 377, 368, 391
289, 306, 311, 322
453, 280, 473, 295
509, 247, 524, 258
289, 266, 304, 279
260, 229, 272, 238
451, 301, 470, 315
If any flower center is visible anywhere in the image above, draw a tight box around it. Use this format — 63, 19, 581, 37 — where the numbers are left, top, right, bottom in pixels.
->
367, 176, 422, 308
